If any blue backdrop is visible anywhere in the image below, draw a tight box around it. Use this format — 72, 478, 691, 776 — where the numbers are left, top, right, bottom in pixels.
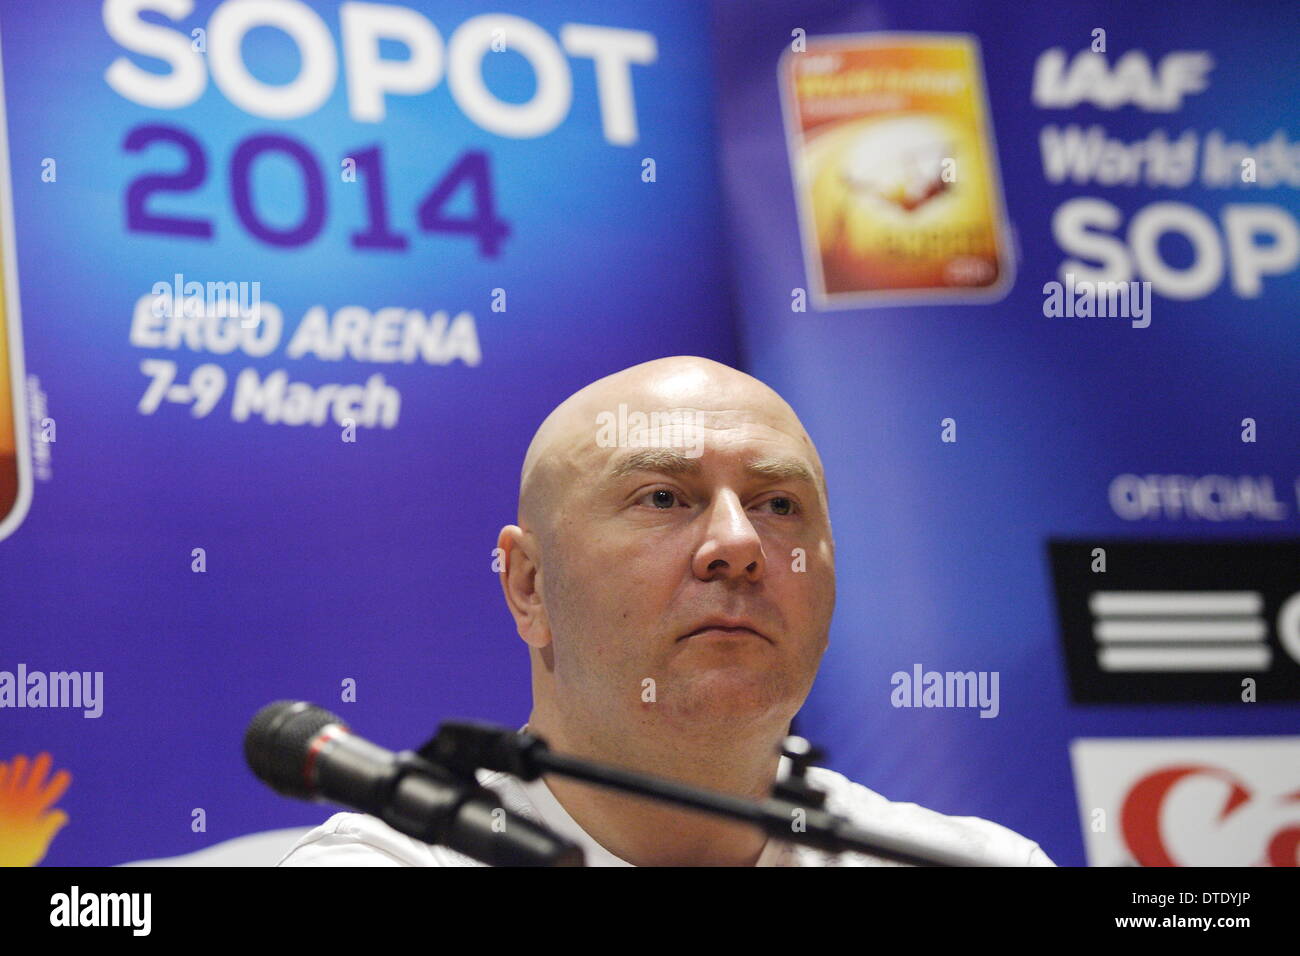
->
1, 0, 1297, 868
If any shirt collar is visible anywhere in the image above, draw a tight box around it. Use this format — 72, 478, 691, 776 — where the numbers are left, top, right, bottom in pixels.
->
515, 724, 789, 867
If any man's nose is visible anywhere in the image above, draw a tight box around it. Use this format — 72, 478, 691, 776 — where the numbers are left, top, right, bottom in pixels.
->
692, 490, 765, 582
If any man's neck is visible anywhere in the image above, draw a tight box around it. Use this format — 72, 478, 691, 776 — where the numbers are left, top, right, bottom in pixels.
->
524, 711, 784, 867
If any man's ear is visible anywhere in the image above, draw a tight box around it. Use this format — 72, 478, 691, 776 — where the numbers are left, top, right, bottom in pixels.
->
497, 524, 551, 648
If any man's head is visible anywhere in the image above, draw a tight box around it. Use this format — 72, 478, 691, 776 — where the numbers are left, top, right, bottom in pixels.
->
497, 356, 835, 748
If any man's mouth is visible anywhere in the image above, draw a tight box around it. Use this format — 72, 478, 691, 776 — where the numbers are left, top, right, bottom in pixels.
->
679, 620, 771, 643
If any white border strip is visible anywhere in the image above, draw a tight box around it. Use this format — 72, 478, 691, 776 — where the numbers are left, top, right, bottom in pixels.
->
0, 16, 34, 545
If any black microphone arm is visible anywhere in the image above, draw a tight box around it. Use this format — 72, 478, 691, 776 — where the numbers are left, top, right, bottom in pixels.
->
422, 721, 1001, 867
244, 701, 583, 867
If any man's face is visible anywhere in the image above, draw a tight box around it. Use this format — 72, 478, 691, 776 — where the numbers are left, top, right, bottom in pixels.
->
533, 389, 836, 733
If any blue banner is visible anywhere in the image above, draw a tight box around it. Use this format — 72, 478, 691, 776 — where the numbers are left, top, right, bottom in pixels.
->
714, 0, 1300, 866
0, 0, 736, 866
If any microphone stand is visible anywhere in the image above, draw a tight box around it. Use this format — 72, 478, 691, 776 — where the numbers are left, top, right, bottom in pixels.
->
420, 722, 994, 867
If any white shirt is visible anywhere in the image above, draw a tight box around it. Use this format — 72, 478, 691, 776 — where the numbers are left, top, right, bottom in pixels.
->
277, 763, 1054, 867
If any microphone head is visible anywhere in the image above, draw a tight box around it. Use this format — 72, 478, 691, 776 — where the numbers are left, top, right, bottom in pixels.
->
245, 700, 345, 799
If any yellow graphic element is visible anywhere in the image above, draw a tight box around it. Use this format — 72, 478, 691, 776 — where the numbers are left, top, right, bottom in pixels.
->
781, 34, 1013, 307
0, 752, 71, 866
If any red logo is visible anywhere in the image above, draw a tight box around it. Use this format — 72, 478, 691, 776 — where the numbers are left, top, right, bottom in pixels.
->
1121, 764, 1300, 866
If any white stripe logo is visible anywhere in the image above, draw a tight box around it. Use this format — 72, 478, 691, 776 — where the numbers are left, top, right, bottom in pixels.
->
1089, 591, 1271, 672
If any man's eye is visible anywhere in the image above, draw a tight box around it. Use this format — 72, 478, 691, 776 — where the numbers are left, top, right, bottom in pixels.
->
643, 489, 680, 509
768, 497, 794, 516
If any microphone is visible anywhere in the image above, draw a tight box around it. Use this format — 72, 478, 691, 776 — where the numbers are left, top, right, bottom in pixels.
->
244, 701, 583, 867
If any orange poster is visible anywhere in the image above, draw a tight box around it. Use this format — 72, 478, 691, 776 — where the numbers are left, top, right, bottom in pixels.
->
781, 34, 1014, 307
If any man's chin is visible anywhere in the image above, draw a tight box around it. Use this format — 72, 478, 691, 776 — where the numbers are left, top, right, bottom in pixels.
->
660, 667, 793, 724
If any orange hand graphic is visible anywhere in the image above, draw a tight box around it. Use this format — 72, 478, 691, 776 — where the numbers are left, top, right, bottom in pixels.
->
0, 752, 71, 866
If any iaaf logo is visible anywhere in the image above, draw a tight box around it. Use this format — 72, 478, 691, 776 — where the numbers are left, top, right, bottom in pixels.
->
1032, 48, 1213, 112
1071, 737, 1300, 867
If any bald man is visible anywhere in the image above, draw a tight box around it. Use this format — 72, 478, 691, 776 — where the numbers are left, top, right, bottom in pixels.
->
280, 357, 1053, 867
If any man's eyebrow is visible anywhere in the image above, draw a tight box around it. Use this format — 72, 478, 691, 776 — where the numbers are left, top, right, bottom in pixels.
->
605, 449, 818, 487
745, 456, 818, 487
606, 448, 703, 481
